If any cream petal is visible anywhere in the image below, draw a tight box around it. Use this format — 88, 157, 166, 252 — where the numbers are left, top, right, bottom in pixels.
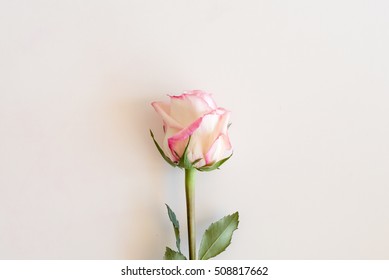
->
162, 126, 181, 161
205, 134, 232, 165
167, 117, 203, 161
192, 109, 230, 153
152, 101, 183, 129
186, 108, 231, 164
169, 94, 213, 127
185, 90, 217, 109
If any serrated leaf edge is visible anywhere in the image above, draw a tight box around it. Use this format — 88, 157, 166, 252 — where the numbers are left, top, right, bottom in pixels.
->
163, 247, 187, 260
199, 212, 239, 260
165, 204, 181, 253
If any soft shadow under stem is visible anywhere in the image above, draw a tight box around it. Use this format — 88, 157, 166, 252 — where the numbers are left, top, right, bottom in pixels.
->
185, 168, 196, 260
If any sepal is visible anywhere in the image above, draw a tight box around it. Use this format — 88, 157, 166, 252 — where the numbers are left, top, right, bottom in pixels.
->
165, 204, 181, 253
151, 129, 232, 171
197, 153, 233, 172
177, 136, 193, 169
150, 130, 176, 167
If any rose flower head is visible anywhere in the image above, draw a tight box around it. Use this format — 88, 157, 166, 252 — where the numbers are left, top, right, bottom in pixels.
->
151, 90, 232, 171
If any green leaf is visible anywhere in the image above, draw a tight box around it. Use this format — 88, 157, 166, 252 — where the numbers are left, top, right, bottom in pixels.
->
165, 204, 181, 253
150, 129, 176, 167
163, 247, 187, 260
198, 212, 239, 260
197, 153, 233, 172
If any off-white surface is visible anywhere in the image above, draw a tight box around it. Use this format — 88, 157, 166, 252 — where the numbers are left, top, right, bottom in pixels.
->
1, 0, 388, 259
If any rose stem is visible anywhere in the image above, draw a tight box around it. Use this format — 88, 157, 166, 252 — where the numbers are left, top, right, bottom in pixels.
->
185, 168, 196, 260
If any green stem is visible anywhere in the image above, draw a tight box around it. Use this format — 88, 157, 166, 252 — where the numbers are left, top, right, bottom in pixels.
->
185, 168, 196, 260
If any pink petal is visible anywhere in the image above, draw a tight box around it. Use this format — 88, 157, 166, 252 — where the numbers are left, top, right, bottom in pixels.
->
169, 92, 215, 126
151, 101, 183, 129
197, 108, 231, 164
162, 126, 181, 161
185, 90, 217, 109
169, 108, 231, 165
167, 117, 203, 161
205, 134, 232, 165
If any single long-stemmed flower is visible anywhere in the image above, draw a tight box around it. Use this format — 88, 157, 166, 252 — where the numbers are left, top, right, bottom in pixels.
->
151, 90, 239, 260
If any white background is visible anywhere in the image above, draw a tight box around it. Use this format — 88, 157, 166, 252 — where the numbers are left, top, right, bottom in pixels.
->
1, 0, 388, 259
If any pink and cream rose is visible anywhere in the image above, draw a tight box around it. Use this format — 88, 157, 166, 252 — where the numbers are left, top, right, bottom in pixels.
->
152, 90, 232, 169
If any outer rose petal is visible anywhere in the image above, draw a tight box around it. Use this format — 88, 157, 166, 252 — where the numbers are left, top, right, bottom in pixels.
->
188, 111, 225, 154
169, 93, 215, 127
151, 101, 183, 129
167, 108, 231, 165
167, 117, 203, 161
185, 90, 217, 110
205, 134, 232, 165
162, 126, 181, 161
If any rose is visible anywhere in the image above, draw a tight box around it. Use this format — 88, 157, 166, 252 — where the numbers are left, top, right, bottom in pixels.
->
151, 90, 232, 170
151, 90, 238, 261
